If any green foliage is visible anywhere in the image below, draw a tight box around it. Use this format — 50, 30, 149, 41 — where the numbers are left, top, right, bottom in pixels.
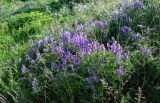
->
7, 11, 52, 42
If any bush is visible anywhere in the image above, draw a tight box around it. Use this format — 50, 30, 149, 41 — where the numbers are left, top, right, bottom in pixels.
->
7, 11, 52, 42
17, 31, 133, 102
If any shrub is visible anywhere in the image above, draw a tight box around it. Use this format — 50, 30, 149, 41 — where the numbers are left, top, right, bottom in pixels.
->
7, 11, 52, 42
17, 30, 133, 102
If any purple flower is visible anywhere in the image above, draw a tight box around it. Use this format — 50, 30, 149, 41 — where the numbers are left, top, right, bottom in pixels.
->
121, 26, 132, 33
88, 67, 94, 75
112, 11, 119, 20
92, 75, 99, 83
111, 43, 117, 54
124, 0, 129, 7
116, 44, 122, 54
65, 50, 72, 60
55, 46, 65, 56
76, 24, 85, 32
132, 2, 142, 10
132, 33, 142, 41
85, 77, 91, 84
85, 44, 92, 55
116, 53, 121, 64
31, 48, 36, 54
21, 64, 27, 74
36, 53, 42, 62
72, 55, 80, 65
140, 47, 151, 56
111, 37, 115, 43
124, 52, 129, 61
61, 31, 71, 42
32, 77, 38, 91
100, 44, 106, 52
91, 85, 96, 94
72, 35, 88, 49
37, 40, 44, 48
51, 61, 58, 69
94, 20, 108, 28
61, 59, 67, 68
116, 67, 126, 77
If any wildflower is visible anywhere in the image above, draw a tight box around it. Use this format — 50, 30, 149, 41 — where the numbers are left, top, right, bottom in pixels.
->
36, 53, 42, 62
51, 61, 58, 69
116, 66, 126, 77
85, 77, 91, 84
121, 26, 132, 33
91, 85, 96, 94
112, 11, 119, 20
124, 0, 129, 7
37, 40, 44, 48
61, 31, 71, 42
116, 53, 121, 63
65, 50, 72, 60
88, 67, 94, 75
92, 75, 99, 83
111, 43, 117, 54
72, 55, 80, 65
124, 52, 129, 61
55, 46, 65, 56
32, 77, 38, 92
116, 44, 122, 54
132, 1, 142, 10
76, 24, 85, 32
21, 64, 27, 74
61, 59, 67, 68
31, 48, 36, 54
72, 35, 88, 49
100, 44, 106, 52
85, 44, 92, 55
132, 33, 142, 41
111, 37, 115, 43
140, 47, 151, 56
94, 20, 108, 28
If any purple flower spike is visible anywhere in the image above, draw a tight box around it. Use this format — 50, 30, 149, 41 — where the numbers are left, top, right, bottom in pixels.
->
112, 11, 119, 20
32, 77, 38, 92
111, 43, 117, 54
92, 75, 99, 83
132, 2, 142, 10
124, 52, 129, 61
121, 26, 132, 33
61, 31, 71, 42
36, 53, 42, 62
88, 67, 94, 75
61, 59, 67, 68
140, 47, 151, 56
76, 24, 85, 32
21, 64, 27, 74
116, 44, 122, 54
132, 33, 142, 41
51, 61, 58, 69
91, 85, 96, 94
116, 66, 126, 77
116, 53, 121, 64
85, 77, 91, 84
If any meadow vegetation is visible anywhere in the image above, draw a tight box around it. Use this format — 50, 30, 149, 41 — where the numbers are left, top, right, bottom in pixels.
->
0, 0, 159, 103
